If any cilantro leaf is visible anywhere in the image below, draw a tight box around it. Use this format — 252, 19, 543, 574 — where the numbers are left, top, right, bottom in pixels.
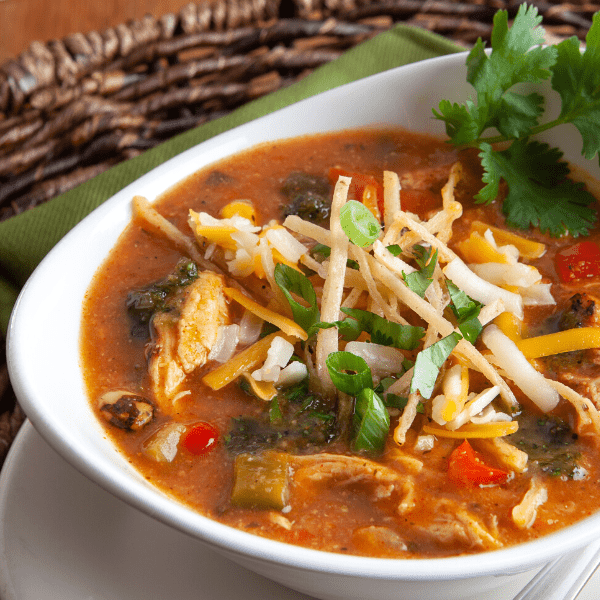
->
307, 318, 362, 341
402, 246, 438, 298
435, 5, 556, 144
432, 3, 600, 237
551, 14, 600, 160
341, 308, 425, 350
353, 388, 390, 455
311, 243, 359, 270
410, 332, 462, 399
479, 140, 597, 236
274, 263, 320, 332
384, 392, 425, 413
385, 244, 402, 257
446, 280, 483, 343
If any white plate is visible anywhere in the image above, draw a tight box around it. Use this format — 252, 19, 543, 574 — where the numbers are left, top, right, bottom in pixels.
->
1, 421, 599, 600
0, 421, 313, 600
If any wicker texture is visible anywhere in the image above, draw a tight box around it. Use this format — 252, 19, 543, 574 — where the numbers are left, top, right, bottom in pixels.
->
0, 0, 597, 463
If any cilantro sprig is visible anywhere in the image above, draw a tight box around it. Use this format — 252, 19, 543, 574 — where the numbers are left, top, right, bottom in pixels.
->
433, 4, 600, 237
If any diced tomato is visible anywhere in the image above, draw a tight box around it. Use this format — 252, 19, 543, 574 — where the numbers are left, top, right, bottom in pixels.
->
555, 241, 600, 283
182, 422, 219, 456
399, 189, 440, 215
328, 167, 385, 218
328, 168, 441, 219
447, 440, 509, 487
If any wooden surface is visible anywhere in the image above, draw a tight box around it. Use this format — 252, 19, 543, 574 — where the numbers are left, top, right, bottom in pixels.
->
0, 0, 197, 62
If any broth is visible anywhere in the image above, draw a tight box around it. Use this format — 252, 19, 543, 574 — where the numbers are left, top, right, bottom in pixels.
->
81, 127, 600, 558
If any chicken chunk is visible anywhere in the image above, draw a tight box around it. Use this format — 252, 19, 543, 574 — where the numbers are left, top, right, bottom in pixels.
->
560, 292, 600, 330
551, 292, 600, 407
147, 270, 229, 410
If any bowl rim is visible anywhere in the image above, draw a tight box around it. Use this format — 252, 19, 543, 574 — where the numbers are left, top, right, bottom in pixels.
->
7, 50, 600, 581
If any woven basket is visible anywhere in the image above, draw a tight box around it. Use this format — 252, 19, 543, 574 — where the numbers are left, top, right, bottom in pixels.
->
0, 0, 597, 462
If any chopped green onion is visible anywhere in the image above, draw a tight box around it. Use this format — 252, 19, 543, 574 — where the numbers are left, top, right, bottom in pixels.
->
339, 200, 381, 247
353, 388, 390, 454
326, 351, 373, 396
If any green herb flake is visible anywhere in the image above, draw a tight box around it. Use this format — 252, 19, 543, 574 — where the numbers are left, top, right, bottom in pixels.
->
410, 332, 462, 399
274, 263, 320, 333
341, 308, 425, 350
402, 246, 438, 298
353, 388, 390, 455
446, 279, 484, 343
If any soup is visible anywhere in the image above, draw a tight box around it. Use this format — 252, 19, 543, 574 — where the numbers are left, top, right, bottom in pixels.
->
81, 127, 600, 558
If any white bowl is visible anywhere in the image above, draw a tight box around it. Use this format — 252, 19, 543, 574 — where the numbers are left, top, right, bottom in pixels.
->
7, 51, 600, 600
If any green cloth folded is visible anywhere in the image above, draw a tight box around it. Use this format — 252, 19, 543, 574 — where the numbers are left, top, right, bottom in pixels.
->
0, 25, 462, 336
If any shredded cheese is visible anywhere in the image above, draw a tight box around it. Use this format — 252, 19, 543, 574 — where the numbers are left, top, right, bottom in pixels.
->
202, 332, 294, 390
470, 221, 546, 259
223, 287, 307, 341
516, 327, 600, 358
240, 372, 277, 400
423, 421, 519, 438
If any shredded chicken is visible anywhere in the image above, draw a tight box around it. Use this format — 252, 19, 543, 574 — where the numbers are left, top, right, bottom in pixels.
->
352, 526, 408, 555
413, 499, 502, 550
290, 453, 416, 515
512, 478, 548, 529
147, 271, 229, 410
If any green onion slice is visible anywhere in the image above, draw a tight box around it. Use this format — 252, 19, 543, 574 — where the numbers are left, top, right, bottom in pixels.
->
339, 200, 381, 247
325, 351, 373, 396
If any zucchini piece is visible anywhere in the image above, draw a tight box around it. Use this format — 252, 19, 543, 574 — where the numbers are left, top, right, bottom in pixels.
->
231, 452, 290, 510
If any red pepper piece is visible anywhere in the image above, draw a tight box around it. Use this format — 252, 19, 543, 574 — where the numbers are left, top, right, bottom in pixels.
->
447, 440, 509, 487
555, 241, 600, 283
183, 422, 219, 456
328, 167, 385, 217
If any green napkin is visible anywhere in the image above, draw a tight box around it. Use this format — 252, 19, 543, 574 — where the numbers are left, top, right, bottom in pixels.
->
0, 25, 462, 336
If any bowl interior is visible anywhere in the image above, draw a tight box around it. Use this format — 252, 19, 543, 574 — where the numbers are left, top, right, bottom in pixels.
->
7, 51, 600, 581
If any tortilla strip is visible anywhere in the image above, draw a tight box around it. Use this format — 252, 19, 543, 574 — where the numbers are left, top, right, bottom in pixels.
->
287, 204, 517, 407
391, 209, 457, 263
133, 196, 212, 269
474, 437, 528, 473
349, 245, 401, 322
315, 176, 351, 396
383, 170, 401, 230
